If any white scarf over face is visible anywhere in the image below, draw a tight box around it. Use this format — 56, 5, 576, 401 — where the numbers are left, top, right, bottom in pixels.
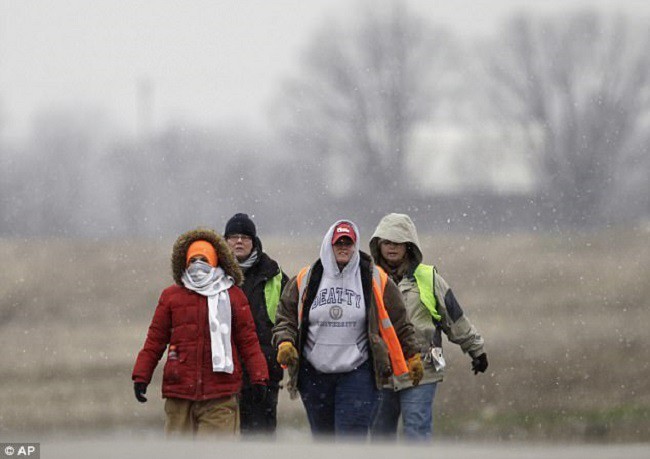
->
181, 261, 235, 373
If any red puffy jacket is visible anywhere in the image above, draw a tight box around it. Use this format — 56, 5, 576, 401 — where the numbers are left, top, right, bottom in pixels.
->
132, 284, 269, 400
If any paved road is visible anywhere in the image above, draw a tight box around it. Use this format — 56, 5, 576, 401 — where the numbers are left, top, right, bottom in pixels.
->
43, 438, 649, 459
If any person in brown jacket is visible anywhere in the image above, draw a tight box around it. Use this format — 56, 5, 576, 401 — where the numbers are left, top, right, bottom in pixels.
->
132, 228, 268, 438
272, 220, 422, 438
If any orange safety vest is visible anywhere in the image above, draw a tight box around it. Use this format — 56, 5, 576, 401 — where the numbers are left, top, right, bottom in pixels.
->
296, 264, 409, 376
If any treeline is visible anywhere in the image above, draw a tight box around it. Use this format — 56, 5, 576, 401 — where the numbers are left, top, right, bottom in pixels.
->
1, 3, 648, 237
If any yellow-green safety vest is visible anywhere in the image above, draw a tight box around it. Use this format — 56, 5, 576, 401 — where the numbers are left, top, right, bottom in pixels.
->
264, 271, 284, 324
413, 264, 441, 322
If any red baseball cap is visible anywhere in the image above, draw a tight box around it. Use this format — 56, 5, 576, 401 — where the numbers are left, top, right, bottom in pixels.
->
332, 222, 357, 245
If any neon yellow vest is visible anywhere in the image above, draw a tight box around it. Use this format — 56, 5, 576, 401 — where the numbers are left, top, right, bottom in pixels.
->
264, 271, 284, 324
413, 264, 441, 321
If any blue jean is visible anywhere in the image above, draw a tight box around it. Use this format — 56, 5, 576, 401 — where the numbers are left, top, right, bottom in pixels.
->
298, 358, 380, 438
371, 382, 438, 441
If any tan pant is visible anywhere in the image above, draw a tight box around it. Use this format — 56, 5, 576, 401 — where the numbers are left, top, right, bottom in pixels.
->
164, 395, 239, 438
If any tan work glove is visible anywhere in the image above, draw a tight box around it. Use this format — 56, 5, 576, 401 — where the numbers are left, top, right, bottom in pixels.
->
276, 341, 299, 368
407, 354, 424, 386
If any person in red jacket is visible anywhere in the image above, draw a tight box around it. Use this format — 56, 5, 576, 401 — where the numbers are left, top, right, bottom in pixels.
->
132, 228, 269, 438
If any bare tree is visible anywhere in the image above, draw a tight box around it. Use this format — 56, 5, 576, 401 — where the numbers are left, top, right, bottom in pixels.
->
273, 0, 457, 198
107, 123, 285, 236
5, 108, 115, 236
484, 11, 650, 226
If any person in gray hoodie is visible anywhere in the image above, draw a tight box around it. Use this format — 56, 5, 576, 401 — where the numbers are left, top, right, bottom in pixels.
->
272, 220, 422, 438
369, 213, 488, 441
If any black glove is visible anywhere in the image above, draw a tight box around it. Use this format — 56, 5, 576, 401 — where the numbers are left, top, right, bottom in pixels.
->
251, 384, 268, 404
471, 353, 488, 375
134, 382, 148, 403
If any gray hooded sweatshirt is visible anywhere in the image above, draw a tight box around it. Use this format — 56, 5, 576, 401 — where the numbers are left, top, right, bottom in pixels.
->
303, 220, 368, 373
370, 213, 485, 389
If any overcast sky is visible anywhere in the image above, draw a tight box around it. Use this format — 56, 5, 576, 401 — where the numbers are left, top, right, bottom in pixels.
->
1, 0, 648, 142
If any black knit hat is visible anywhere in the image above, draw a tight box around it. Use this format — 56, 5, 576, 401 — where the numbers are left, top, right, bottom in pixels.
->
224, 213, 257, 238
224, 213, 263, 251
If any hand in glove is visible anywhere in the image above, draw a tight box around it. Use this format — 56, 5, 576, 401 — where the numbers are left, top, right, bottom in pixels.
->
276, 341, 298, 368
134, 382, 148, 403
471, 353, 488, 375
252, 384, 269, 404
407, 354, 424, 386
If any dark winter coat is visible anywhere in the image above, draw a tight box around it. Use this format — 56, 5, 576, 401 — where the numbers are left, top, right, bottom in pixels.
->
240, 251, 288, 386
132, 228, 269, 401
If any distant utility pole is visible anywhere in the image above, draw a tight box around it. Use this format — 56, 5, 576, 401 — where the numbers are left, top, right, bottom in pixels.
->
136, 77, 154, 141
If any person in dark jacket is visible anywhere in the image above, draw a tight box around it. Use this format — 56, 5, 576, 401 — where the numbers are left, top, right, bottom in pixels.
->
224, 213, 289, 436
132, 227, 269, 438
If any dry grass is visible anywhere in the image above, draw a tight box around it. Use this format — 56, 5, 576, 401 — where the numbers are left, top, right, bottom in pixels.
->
1, 228, 649, 441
